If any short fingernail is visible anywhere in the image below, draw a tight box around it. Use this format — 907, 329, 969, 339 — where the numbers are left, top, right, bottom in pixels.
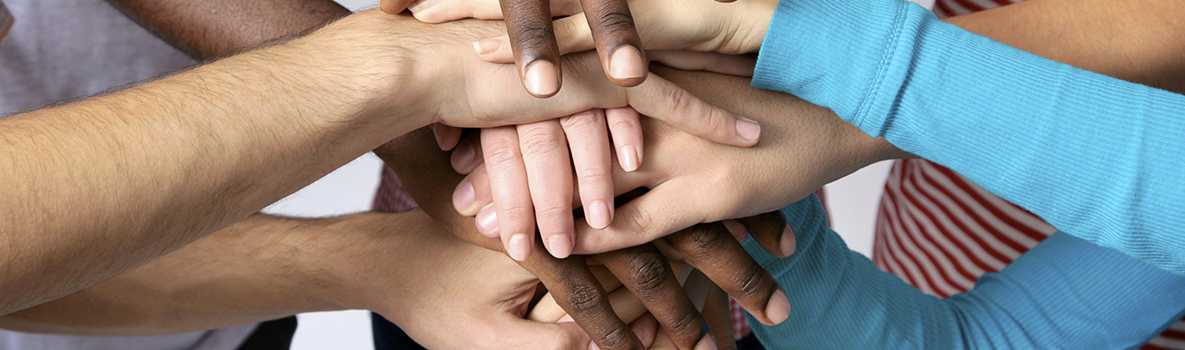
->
451, 142, 478, 173
586, 200, 612, 229
722, 220, 748, 241
472, 38, 501, 56
779, 225, 796, 257
476, 204, 499, 236
765, 289, 791, 325
609, 45, 647, 81
694, 334, 718, 350
618, 146, 640, 172
546, 235, 573, 259
736, 118, 761, 143
507, 233, 531, 261
408, 0, 434, 13
524, 60, 560, 97
557, 315, 574, 323
588, 341, 600, 350
452, 179, 477, 213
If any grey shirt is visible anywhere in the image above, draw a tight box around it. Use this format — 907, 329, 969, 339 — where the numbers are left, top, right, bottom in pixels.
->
0, 1, 255, 349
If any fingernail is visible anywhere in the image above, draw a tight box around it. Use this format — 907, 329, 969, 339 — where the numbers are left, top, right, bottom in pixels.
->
476, 204, 499, 236
694, 334, 718, 350
736, 118, 761, 143
546, 235, 573, 259
586, 200, 612, 229
507, 233, 531, 261
452, 179, 477, 213
524, 60, 560, 97
408, 0, 434, 13
451, 142, 478, 173
618, 146, 640, 172
472, 38, 501, 56
558, 315, 574, 323
588, 342, 600, 350
609, 45, 647, 81
722, 220, 748, 241
765, 289, 791, 325
779, 225, 796, 257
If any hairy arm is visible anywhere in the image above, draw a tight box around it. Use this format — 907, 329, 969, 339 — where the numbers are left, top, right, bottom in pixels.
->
0, 14, 428, 315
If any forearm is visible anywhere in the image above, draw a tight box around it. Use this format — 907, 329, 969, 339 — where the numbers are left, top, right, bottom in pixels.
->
948, 0, 1185, 93
107, 0, 350, 59
744, 198, 1185, 349
753, 0, 1185, 273
0, 16, 424, 315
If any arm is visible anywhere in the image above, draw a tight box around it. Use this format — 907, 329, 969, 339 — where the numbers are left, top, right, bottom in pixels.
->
0, 15, 431, 315
752, 0, 1185, 273
744, 197, 1185, 349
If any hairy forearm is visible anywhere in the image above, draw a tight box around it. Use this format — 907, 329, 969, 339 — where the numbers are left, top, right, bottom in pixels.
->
949, 0, 1185, 93
0, 17, 421, 315
0, 214, 339, 334
107, 0, 351, 59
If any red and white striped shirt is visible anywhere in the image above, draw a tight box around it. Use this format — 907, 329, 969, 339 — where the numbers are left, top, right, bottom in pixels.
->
875, 2, 1185, 349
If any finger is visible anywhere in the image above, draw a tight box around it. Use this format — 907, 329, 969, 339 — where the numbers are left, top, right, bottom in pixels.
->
649, 51, 756, 77
578, 0, 648, 86
701, 284, 737, 350
413, 0, 584, 23
560, 110, 615, 230
666, 223, 790, 326
524, 255, 644, 350
475, 13, 594, 64
517, 120, 577, 259
433, 124, 464, 151
498, 315, 591, 350
605, 107, 643, 172
736, 212, 795, 258
454, 165, 494, 217
499, 0, 562, 97
534, 282, 649, 325
449, 133, 482, 174
632, 314, 659, 349
627, 74, 761, 147
480, 127, 536, 262
600, 244, 709, 349
575, 180, 707, 254
379, 0, 417, 14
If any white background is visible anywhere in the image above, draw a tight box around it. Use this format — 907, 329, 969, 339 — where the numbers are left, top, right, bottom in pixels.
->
285, 0, 929, 348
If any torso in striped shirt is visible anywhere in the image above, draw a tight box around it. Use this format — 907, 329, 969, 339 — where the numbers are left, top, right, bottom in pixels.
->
873, 1, 1185, 348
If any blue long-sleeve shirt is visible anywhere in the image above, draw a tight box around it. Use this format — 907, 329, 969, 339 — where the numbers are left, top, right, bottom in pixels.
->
743, 196, 1185, 349
751, 0, 1185, 274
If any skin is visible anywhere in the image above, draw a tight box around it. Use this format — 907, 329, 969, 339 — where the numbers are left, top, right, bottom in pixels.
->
1, 1, 759, 316
383, 0, 738, 97
108, 3, 777, 349
0, 1, 11, 41
467, 0, 1185, 255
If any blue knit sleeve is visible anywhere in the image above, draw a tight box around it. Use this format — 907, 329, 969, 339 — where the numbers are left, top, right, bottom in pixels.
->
751, 0, 1185, 274
741, 196, 1185, 349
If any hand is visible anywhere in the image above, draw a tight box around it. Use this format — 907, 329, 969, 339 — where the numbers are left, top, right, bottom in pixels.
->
457, 65, 902, 254
316, 211, 658, 349
377, 128, 792, 350
455, 0, 777, 65
382, 0, 747, 97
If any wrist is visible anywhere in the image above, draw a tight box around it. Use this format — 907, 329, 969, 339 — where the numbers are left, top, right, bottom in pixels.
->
294, 213, 411, 311
720, 0, 777, 54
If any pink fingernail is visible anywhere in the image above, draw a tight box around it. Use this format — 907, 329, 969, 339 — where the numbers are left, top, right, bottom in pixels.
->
473, 38, 501, 56
765, 289, 791, 325
736, 118, 761, 143
694, 334, 718, 350
609, 45, 647, 81
780, 225, 796, 257
451, 142, 478, 173
586, 200, 612, 229
476, 204, 499, 237
618, 146, 640, 172
524, 60, 559, 97
507, 233, 531, 261
722, 220, 748, 241
452, 179, 476, 213
546, 235, 573, 259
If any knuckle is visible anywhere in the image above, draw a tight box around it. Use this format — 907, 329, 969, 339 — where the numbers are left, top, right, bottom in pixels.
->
566, 283, 606, 312
560, 112, 601, 130
678, 225, 727, 257
667, 311, 703, 339
733, 263, 769, 298
482, 140, 522, 166
575, 165, 611, 184
594, 324, 634, 349
535, 204, 572, 220
626, 205, 656, 234
625, 250, 670, 294
593, 9, 636, 34
518, 128, 566, 157
515, 25, 556, 52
